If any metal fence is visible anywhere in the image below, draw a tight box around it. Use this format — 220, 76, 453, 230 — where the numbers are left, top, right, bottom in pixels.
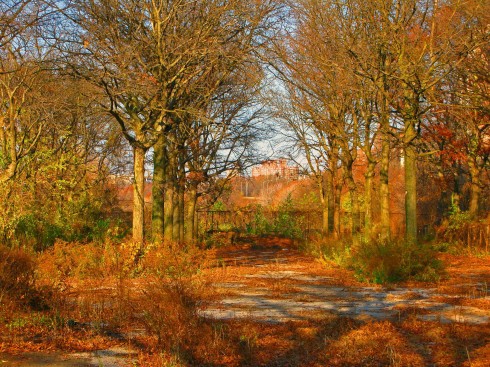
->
441, 222, 490, 252
197, 208, 490, 251
197, 209, 324, 241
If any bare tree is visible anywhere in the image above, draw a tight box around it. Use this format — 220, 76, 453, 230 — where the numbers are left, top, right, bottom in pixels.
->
183, 67, 268, 241
66, 0, 280, 243
273, 0, 486, 244
444, 0, 489, 216
0, 0, 60, 183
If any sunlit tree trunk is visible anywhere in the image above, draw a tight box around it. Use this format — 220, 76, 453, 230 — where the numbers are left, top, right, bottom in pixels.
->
379, 134, 391, 242
173, 175, 185, 242
326, 171, 335, 235
378, 67, 391, 242
164, 150, 176, 241
133, 145, 146, 243
334, 177, 342, 239
315, 174, 329, 236
177, 156, 186, 242
151, 134, 165, 241
172, 189, 179, 241
185, 183, 198, 243
178, 182, 185, 242
345, 161, 360, 246
404, 117, 418, 244
329, 146, 341, 239
468, 158, 480, 217
0, 116, 6, 163
163, 186, 174, 241
364, 160, 376, 240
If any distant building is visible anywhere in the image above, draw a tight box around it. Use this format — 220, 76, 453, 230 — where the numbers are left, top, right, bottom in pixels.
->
251, 159, 299, 180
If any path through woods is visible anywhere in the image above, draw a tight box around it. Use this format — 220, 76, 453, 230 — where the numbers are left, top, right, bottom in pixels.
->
1, 236, 489, 366
203, 237, 490, 325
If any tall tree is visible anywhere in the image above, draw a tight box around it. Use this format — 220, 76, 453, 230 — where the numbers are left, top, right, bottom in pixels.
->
275, 0, 486, 243
0, 0, 57, 183
67, 0, 279, 243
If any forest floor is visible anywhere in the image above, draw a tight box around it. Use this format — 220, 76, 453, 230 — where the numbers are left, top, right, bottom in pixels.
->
1, 236, 489, 366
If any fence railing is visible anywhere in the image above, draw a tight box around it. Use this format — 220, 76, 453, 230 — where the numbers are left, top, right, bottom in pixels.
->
197, 209, 322, 239
197, 209, 490, 251
441, 222, 490, 252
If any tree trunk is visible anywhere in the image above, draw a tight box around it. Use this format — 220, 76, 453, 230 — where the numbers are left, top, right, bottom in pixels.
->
378, 52, 391, 242
185, 183, 198, 243
0, 117, 18, 183
379, 100, 391, 242
133, 145, 146, 243
177, 158, 185, 242
178, 182, 185, 242
345, 164, 360, 247
468, 159, 480, 217
334, 178, 341, 239
364, 161, 376, 240
328, 146, 340, 238
404, 118, 418, 244
379, 150, 390, 241
327, 171, 335, 236
151, 135, 165, 241
163, 151, 176, 241
0, 116, 7, 164
317, 175, 328, 236
322, 199, 329, 238
163, 187, 174, 241
172, 189, 180, 241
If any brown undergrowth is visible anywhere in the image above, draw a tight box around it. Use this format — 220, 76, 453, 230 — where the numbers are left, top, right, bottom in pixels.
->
0, 238, 489, 366
131, 316, 489, 366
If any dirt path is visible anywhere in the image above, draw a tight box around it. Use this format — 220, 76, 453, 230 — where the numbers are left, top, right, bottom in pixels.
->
202, 237, 490, 325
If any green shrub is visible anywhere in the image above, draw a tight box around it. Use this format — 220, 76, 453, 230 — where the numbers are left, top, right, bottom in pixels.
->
246, 205, 272, 236
353, 240, 443, 283
204, 231, 237, 248
90, 218, 128, 244
316, 239, 443, 284
3, 171, 123, 251
310, 238, 353, 268
272, 194, 303, 239
246, 196, 303, 239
